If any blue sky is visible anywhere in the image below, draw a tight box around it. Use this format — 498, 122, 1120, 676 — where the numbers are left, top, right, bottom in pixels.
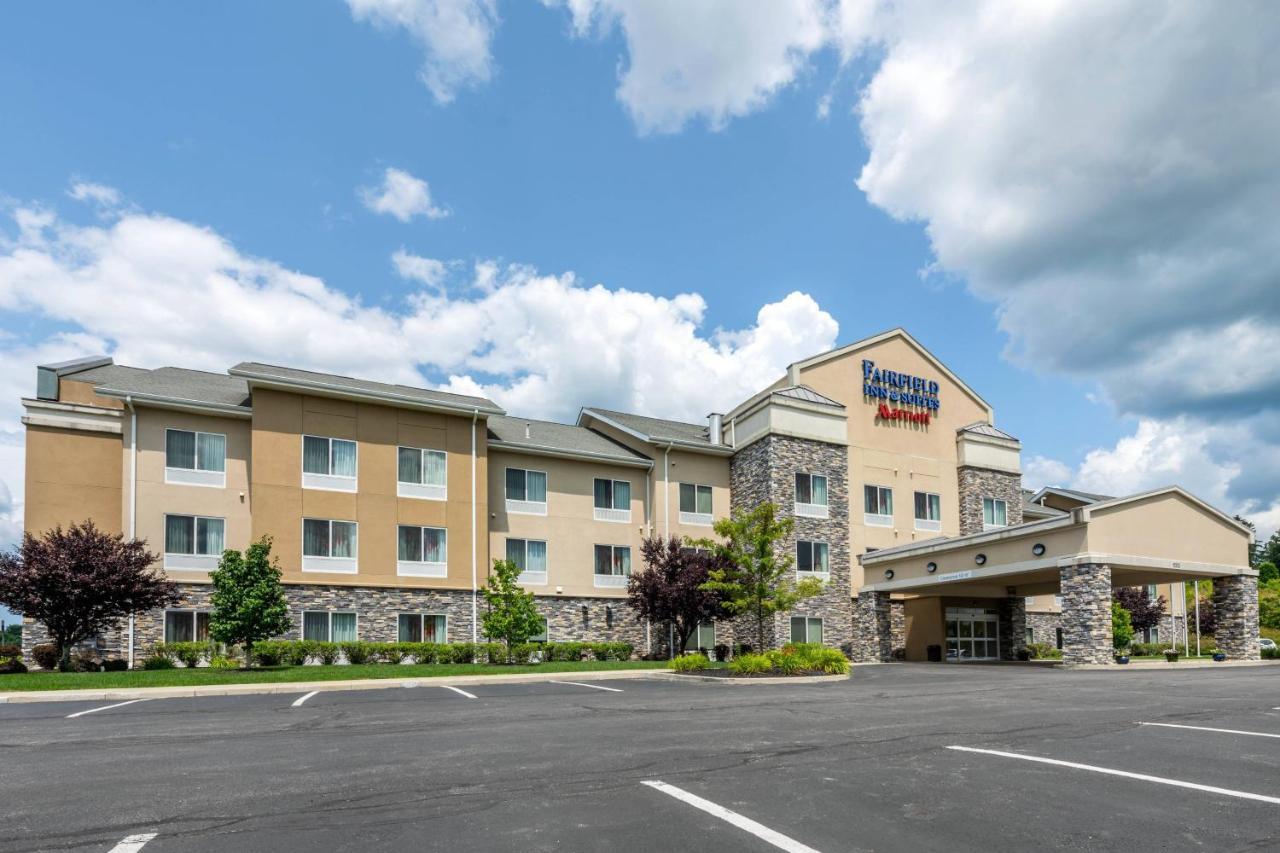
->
1, 2, 1278, 622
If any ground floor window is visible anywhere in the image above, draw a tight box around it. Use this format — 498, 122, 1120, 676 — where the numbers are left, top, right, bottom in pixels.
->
1055, 627, 1064, 650
528, 616, 549, 643
693, 621, 715, 651
1139, 626, 1159, 643
302, 611, 357, 643
164, 610, 210, 643
1025, 626, 1034, 645
398, 613, 447, 643
790, 616, 823, 644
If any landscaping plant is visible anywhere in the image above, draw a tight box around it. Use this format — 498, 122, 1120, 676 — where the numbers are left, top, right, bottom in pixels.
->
626, 536, 727, 655
480, 558, 545, 649
208, 536, 291, 666
672, 653, 710, 671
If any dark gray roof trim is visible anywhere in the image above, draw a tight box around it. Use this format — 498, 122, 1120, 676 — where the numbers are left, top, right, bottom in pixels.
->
772, 385, 845, 408
579, 407, 734, 455
229, 362, 503, 416
487, 415, 652, 467
958, 421, 1019, 441
89, 367, 253, 416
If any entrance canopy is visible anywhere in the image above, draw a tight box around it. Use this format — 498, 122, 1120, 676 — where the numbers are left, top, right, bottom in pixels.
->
859, 487, 1255, 598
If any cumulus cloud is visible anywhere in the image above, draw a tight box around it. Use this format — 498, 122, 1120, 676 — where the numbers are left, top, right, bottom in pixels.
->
346, 0, 499, 103
67, 181, 121, 207
392, 249, 450, 292
360, 167, 450, 222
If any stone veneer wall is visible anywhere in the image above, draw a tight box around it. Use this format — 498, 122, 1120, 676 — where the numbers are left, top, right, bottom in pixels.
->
1212, 574, 1260, 660
957, 467, 1024, 536
729, 433, 851, 651
1059, 563, 1113, 665
850, 591, 893, 661
997, 596, 1028, 660
1025, 612, 1062, 648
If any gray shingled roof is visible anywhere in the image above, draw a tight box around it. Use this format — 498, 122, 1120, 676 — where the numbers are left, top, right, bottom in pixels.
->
958, 421, 1019, 441
772, 385, 844, 408
582, 407, 712, 445
487, 415, 651, 465
76, 364, 252, 411
230, 362, 502, 415
1022, 492, 1067, 518
1039, 486, 1114, 504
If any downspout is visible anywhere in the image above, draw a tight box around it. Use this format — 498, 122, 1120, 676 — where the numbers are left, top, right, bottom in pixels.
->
471, 408, 479, 643
126, 396, 137, 670
663, 444, 672, 538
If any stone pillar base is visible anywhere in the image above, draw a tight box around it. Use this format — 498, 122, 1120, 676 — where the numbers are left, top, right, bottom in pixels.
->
999, 596, 1028, 660
1059, 563, 1114, 665
851, 591, 893, 662
1213, 574, 1260, 660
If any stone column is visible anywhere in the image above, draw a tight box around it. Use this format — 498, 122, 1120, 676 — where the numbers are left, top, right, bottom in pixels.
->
851, 591, 893, 662
1212, 574, 1260, 660
1059, 563, 1113, 665
998, 596, 1028, 660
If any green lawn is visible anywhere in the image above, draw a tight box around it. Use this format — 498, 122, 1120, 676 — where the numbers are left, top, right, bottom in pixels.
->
0, 660, 670, 691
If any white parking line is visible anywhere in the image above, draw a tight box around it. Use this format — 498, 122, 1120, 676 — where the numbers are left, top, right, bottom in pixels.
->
441, 685, 477, 699
108, 832, 157, 852
947, 746, 1280, 805
549, 680, 624, 693
66, 699, 148, 719
642, 780, 822, 853
1139, 722, 1280, 739
291, 691, 319, 708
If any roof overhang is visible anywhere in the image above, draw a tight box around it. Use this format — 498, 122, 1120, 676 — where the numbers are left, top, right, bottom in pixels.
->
578, 408, 735, 456
487, 439, 654, 469
93, 388, 253, 419
229, 367, 504, 418
22, 398, 123, 434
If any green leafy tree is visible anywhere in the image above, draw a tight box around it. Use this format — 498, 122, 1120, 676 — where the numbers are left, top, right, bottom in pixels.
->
208, 536, 291, 665
1258, 561, 1279, 585
1260, 584, 1280, 631
481, 558, 544, 646
1, 623, 19, 645
1257, 530, 1280, 569
1111, 600, 1134, 650
694, 502, 823, 651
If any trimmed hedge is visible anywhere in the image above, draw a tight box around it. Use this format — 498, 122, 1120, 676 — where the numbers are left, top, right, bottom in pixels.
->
246, 640, 635, 667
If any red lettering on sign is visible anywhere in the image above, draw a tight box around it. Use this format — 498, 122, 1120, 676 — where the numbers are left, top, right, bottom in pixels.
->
876, 402, 931, 425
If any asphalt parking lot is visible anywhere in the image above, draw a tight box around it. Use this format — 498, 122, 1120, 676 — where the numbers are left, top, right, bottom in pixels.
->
2, 665, 1278, 852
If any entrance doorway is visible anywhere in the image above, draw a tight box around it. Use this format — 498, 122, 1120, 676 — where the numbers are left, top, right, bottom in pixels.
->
945, 607, 1000, 661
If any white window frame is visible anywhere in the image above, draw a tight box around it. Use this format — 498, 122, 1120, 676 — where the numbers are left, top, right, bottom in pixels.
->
163, 609, 211, 644
678, 482, 714, 526
864, 484, 894, 528
396, 446, 447, 501
301, 610, 358, 643
593, 478, 632, 523
692, 620, 716, 652
507, 537, 549, 586
396, 525, 448, 577
301, 434, 358, 493
593, 544, 632, 588
505, 467, 548, 516
164, 428, 227, 488
790, 615, 824, 644
397, 613, 448, 643
301, 518, 359, 574
794, 472, 830, 519
163, 513, 225, 570
982, 497, 1008, 531
913, 491, 942, 532
796, 539, 830, 580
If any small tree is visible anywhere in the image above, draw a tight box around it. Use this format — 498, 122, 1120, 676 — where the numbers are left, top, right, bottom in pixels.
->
1112, 600, 1134, 650
695, 502, 823, 651
1257, 530, 1280, 569
0, 521, 178, 669
481, 558, 544, 646
1114, 586, 1166, 635
1258, 561, 1279, 585
626, 537, 727, 655
209, 536, 291, 665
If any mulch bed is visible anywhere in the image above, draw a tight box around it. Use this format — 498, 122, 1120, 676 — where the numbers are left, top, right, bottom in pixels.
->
676, 668, 831, 678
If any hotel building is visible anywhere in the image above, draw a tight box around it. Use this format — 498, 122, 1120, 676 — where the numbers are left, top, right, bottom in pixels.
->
19, 329, 1259, 666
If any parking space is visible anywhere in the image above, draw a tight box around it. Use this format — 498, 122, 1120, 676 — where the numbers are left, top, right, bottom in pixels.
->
2, 666, 1278, 852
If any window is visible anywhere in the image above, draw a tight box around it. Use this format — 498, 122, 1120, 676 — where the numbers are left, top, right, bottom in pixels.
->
302, 435, 357, 492
507, 538, 548, 585
302, 611, 357, 642
593, 478, 632, 522
1025, 626, 1034, 645
864, 485, 894, 527
693, 621, 715, 651
794, 473, 830, 518
396, 525, 447, 577
796, 540, 830, 576
397, 446, 447, 500
1054, 627, 1064, 650
593, 544, 631, 588
913, 491, 942, 532
163, 514, 225, 570
982, 498, 1008, 530
164, 610, 210, 643
302, 518, 358, 573
1145, 583, 1158, 599
398, 614, 447, 643
164, 429, 226, 487
679, 483, 714, 526
528, 616, 550, 643
505, 467, 548, 515
790, 616, 823, 644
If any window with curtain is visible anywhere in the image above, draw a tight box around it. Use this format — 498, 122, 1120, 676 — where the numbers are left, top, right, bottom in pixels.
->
165, 515, 225, 556
165, 611, 211, 642
166, 429, 225, 472
303, 436, 356, 477
790, 616, 823, 644
423, 528, 446, 563
303, 611, 356, 642
593, 478, 631, 510
679, 483, 713, 515
693, 621, 715, 650
593, 544, 631, 576
795, 473, 828, 506
330, 521, 356, 558
398, 525, 422, 562
398, 447, 447, 486
864, 485, 894, 516
303, 611, 330, 641
331, 612, 357, 642
507, 539, 547, 578
506, 468, 547, 502
303, 519, 357, 559
195, 517, 225, 555
982, 498, 1008, 528
796, 540, 829, 574
398, 614, 447, 643
914, 492, 941, 522
397, 526, 445, 563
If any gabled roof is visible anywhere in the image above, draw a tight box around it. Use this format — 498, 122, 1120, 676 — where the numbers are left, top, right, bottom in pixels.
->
577, 407, 733, 455
1022, 489, 1067, 519
83, 365, 253, 416
958, 421, 1019, 442
229, 362, 503, 416
772, 385, 844, 408
786, 327, 993, 420
487, 415, 652, 467
1029, 486, 1115, 506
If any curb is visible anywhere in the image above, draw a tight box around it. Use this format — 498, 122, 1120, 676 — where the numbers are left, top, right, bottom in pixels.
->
653, 672, 849, 685
1067, 659, 1280, 671
0, 668, 669, 704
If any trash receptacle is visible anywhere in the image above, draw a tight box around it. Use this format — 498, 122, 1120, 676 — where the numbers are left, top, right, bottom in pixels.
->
926, 644, 942, 662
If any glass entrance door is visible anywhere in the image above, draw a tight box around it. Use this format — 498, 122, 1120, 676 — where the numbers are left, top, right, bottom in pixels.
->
945, 608, 1000, 661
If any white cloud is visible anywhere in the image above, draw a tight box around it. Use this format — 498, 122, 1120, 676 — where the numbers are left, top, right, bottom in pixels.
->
392, 249, 450, 292
557, 0, 833, 134
1021, 454, 1072, 493
346, 0, 498, 103
67, 181, 121, 207
360, 167, 450, 222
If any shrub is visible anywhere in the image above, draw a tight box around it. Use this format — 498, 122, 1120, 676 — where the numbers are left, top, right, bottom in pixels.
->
32, 643, 58, 670
163, 642, 213, 668
798, 646, 849, 675
672, 653, 710, 671
732, 643, 753, 658
142, 654, 175, 670
284, 641, 312, 666
587, 642, 611, 662
770, 649, 805, 675
510, 642, 539, 665
252, 641, 286, 667
102, 658, 128, 672
0, 657, 27, 674
545, 642, 585, 662
341, 642, 374, 665
728, 653, 771, 674
315, 643, 340, 665
607, 642, 634, 661
210, 655, 238, 670
1025, 642, 1062, 660
0, 643, 18, 659
71, 649, 104, 672
408, 643, 439, 664
1262, 646, 1278, 660
382, 643, 411, 664
713, 644, 729, 662
448, 642, 477, 664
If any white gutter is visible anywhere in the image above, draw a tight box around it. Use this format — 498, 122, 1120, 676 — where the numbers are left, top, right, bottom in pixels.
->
126, 396, 137, 670
470, 408, 479, 643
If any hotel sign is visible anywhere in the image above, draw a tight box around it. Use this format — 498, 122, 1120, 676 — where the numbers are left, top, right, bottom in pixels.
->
936, 570, 973, 582
863, 359, 940, 424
